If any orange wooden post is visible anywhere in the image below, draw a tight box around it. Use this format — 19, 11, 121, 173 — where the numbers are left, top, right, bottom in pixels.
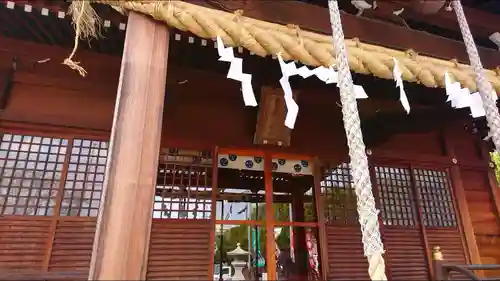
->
312, 159, 329, 280
264, 154, 277, 280
88, 12, 169, 280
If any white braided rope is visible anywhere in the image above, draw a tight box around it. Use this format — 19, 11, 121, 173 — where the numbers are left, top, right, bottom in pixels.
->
452, 0, 500, 153
327, 1, 387, 280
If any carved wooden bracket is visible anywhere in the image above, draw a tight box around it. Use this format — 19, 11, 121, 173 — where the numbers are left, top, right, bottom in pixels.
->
253, 86, 298, 147
0, 57, 17, 110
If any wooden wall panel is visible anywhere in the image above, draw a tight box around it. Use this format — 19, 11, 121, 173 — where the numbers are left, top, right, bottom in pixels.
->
384, 227, 428, 280
0, 217, 51, 271
477, 235, 500, 277
325, 225, 369, 280
427, 228, 467, 279
48, 219, 97, 273
2, 83, 115, 131
374, 132, 442, 156
146, 219, 212, 280
461, 169, 500, 236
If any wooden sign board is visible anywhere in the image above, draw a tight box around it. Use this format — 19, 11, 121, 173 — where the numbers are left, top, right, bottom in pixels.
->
253, 86, 299, 147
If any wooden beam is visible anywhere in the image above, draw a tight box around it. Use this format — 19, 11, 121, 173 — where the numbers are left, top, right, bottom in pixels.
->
394, 1, 499, 42
313, 158, 329, 280
88, 12, 169, 280
188, 0, 500, 68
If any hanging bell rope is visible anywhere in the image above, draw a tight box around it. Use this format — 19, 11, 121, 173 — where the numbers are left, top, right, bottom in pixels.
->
451, 0, 500, 153
327, 1, 387, 280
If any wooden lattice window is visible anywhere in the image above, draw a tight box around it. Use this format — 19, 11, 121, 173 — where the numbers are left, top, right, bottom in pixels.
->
60, 139, 108, 217
374, 166, 417, 227
0, 133, 68, 216
321, 163, 358, 224
413, 168, 457, 227
153, 148, 213, 219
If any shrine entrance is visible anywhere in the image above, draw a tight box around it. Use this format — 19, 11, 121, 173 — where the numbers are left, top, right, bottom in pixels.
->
213, 149, 323, 281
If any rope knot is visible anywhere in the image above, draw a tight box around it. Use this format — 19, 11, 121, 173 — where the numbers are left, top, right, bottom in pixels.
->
352, 37, 361, 47
233, 9, 244, 21
287, 24, 304, 47
405, 49, 418, 60
450, 58, 460, 68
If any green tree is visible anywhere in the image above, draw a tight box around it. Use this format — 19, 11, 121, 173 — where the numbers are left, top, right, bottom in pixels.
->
490, 151, 500, 184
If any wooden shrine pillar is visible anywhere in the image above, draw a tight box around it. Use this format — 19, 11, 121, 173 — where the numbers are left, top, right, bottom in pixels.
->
443, 129, 483, 275
88, 12, 169, 280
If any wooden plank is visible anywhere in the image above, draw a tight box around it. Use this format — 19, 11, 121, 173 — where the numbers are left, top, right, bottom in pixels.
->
87, 12, 169, 280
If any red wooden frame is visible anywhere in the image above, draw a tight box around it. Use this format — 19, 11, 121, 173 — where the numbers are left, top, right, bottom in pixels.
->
212, 148, 320, 280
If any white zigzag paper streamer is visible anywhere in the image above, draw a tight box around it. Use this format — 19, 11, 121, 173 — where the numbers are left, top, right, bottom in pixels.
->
444, 72, 486, 118
277, 55, 301, 129
392, 58, 410, 114
277, 54, 368, 129
216, 36, 257, 107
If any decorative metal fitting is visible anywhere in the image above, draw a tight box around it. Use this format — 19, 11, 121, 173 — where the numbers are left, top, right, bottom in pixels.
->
432, 246, 443, 261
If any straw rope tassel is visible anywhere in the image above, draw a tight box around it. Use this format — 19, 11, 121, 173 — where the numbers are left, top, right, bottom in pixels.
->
327, 1, 387, 280
452, 0, 500, 153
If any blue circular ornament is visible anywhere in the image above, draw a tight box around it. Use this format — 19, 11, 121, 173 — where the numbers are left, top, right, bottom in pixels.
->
272, 162, 279, 171
245, 160, 254, 168
219, 158, 229, 166
294, 164, 302, 172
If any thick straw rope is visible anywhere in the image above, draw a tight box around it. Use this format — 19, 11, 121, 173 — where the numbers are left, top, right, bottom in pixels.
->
328, 1, 387, 280
66, 0, 500, 95
452, 0, 500, 153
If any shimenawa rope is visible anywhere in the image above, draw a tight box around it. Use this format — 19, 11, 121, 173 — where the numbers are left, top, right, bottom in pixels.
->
327, 1, 387, 280
65, 0, 500, 94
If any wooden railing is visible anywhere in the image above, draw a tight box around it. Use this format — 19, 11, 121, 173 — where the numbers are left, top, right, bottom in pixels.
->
432, 246, 500, 281
0, 271, 88, 280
